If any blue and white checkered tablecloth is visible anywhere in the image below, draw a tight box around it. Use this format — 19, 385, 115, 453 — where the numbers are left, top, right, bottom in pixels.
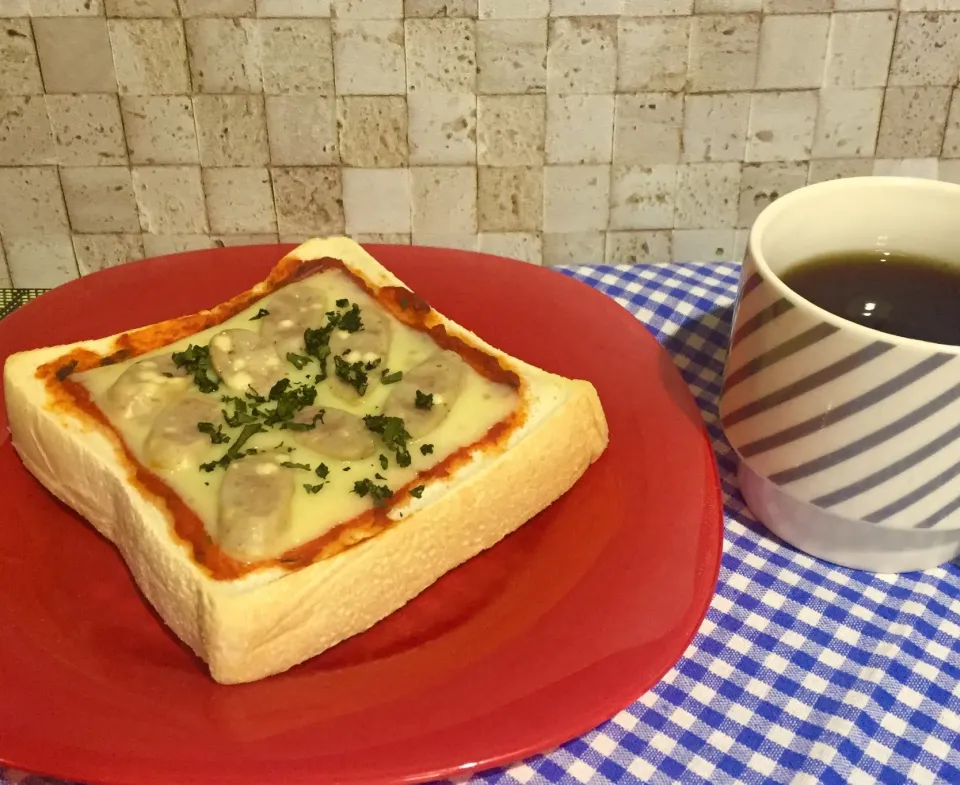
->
2, 263, 959, 785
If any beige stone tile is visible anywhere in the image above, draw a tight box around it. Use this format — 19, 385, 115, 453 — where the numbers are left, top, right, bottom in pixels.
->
338, 96, 408, 167
546, 94, 614, 164
733, 227, 750, 260
333, 20, 406, 95
109, 19, 190, 95
256, 0, 331, 16
546, 17, 616, 94
203, 168, 276, 234
212, 233, 278, 246
834, 0, 895, 8
876, 86, 952, 158
688, 15, 759, 93
260, 18, 334, 94
106, 0, 180, 15
872, 158, 939, 178
47, 94, 127, 166
412, 233, 479, 250
618, 17, 689, 93
477, 166, 541, 231
5, 235, 78, 288
737, 162, 807, 227
271, 166, 344, 234
2, 0, 29, 14
185, 18, 261, 93
408, 92, 477, 165
0, 167, 68, 234
353, 232, 411, 244
675, 162, 740, 229
142, 234, 216, 256
0, 19, 43, 95
694, 0, 757, 11
0, 238, 9, 288
179, 0, 255, 14
609, 164, 677, 230
613, 93, 682, 166
745, 91, 817, 162
755, 14, 828, 90
29, 0, 104, 14
476, 19, 546, 94
342, 168, 410, 233
627, 0, 694, 12
550, 0, 619, 13
542, 232, 604, 265
0, 96, 54, 165
682, 93, 750, 163
411, 166, 477, 233
812, 88, 883, 159
60, 166, 140, 233
943, 89, 960, 158
604, 231, 672, 264
266, 95, 339, 165
477, 94, 544, 166
807, 158, 874, 183
121, 96, 198, 164
332, 0, 402, 15
672, 228, 737, 262
406, 18, 477, 93
407, 0, 478, 15
763, 0, 829, 10
73, 233, 144, 275
132, 166, 209, 234
478, 232, 541, 263
194, 95, 267, 167
938, 160, 960, 184
824, 11, 897, 88
889, 13, 960, 87
479, 0, 547, 16
543, 164, 609, 232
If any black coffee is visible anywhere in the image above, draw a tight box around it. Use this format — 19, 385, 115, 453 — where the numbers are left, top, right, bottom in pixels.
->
780, 251, 960, 346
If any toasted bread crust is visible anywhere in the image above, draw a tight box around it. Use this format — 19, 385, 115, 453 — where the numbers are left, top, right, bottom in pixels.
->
4, 238, 609, 683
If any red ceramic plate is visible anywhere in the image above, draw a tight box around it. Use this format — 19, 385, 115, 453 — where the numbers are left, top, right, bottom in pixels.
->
0, 245, 721, 785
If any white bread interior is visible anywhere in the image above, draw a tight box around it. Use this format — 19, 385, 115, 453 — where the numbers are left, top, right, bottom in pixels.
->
3, 238, 609, 684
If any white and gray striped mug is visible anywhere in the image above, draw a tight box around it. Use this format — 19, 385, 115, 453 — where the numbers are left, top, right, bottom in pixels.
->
721, 176, 960, 573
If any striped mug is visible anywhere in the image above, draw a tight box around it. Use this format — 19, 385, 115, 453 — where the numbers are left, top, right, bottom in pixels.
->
720, 176, 960, 573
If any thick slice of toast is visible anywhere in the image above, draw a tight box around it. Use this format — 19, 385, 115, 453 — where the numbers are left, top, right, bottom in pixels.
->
3, 238, 608, 684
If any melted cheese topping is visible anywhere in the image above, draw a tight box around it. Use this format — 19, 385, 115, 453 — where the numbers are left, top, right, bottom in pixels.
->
75, 269, 519, 560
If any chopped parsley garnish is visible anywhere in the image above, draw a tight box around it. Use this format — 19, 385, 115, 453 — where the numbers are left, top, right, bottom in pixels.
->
375, 472, 386, 480
197, 421, 230, 444
286, 352, 311, 370
337, 303, 363, 333
420, 443, 434, 455
250, 308, 269, 320
304, 483, 324, 494
334, 355, 369, 396
172, 344, 220, 394
352, 478, 393, 506
245, 388, 266, 404
381, 369, 403, 385
415, 390, 434, 410
262, 382, 317, 426
379, 454, 388, 470
280, 461, 311, 471
315, 463, 329, 479
281, 409, 325, 432
410, 485, 425, 499
343, 466, 351, 472
268, 378, 291, 400
221, 396, 259, 427
200, 423, 263, 472
55, 359, 78, 382
335, 298, 349, 308
363, 414, 411, 468
364, 357, 382, 372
